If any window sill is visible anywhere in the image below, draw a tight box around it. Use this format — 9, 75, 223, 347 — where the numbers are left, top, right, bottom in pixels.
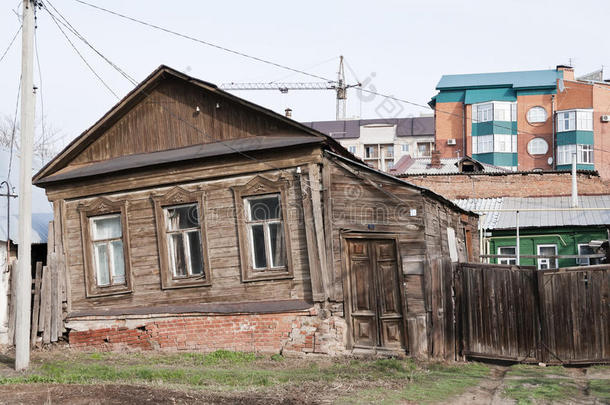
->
242, 270, 293, 283
86, 286, 132, 298
161, 278, 212, 290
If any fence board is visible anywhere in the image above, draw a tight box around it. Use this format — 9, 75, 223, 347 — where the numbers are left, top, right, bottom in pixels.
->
30, 262, 42, 347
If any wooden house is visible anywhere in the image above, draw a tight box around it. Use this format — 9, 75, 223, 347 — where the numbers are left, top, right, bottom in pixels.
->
33, 66, 478, 357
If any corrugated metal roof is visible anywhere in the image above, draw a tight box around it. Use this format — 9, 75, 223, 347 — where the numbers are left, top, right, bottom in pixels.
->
453, 198, 503, 229
453, 195, 610, 230
0, 148, 53, 243
436, 69, 561, 90
397, 157, 509, 175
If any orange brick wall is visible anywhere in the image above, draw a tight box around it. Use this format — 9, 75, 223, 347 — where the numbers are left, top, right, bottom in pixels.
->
68, 311, 348, 355
403, 172, 610, 199
435, 101, 464, 158
516, 94, 554, 170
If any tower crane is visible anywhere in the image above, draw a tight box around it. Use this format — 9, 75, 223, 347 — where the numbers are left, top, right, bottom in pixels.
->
220, 56, 360, 120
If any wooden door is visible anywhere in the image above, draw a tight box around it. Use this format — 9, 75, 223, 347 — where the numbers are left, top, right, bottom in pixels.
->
347, 238, 405, 350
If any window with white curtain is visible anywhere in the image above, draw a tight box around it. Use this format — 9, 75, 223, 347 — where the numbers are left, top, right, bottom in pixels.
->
90, 215, 125, 287
494, 134, 515, 153
527, 138, 549, 155
245, 194, 286, 270
473, 134, 516, 154
164, 204, 204, 278
577, 111, 593, 131
527, 106, 548, 123
557, 144, 594, 165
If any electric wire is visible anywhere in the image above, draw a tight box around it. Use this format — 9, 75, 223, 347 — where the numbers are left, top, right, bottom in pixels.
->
43, 1, 323, 191
45, 7, 120, 99
7, 76, 21, 181
73, 0, 330, 82
0, 25, 22, 65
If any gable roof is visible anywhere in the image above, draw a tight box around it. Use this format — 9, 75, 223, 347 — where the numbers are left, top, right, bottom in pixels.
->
436, 69, 562, 91
34, 65, 350, 185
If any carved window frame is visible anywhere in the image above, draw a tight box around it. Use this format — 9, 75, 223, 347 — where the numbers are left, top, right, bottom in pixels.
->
232, 175, 294, 282
152, 186, 212, 289
78, 197, 133, 298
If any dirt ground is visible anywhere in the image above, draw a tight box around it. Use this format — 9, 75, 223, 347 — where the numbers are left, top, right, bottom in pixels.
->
0, 348, 608, 404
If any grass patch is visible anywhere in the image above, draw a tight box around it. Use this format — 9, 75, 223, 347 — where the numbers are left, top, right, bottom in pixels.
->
503, 377, 579, 405
507, 363, 567, 377
589, 379, 610, 402
340, 362, 489, 404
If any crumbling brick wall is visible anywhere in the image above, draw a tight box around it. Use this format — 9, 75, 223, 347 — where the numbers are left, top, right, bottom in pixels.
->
67, 309, 348, 355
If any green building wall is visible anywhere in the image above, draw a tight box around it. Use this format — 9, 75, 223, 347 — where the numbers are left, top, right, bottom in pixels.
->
488, 226, 607, 268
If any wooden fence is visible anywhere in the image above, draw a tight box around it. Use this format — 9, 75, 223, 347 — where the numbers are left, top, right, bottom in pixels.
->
6, 221, 67, 347
454, 263, 610, 364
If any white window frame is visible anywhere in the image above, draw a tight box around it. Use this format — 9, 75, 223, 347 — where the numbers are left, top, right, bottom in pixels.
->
401, 144, 409, 153
245, 194, 286, 271
557, 109, 593, 132
577, 243, 591, 266
527, 106, 548, 124
90, 214, 125, 287
348, 145, 357, 154
527, 138, 549, 155
557, 144, 594, 165
498, 246, 517, 265
537, 244, 558, 270
472, 101, 517, 123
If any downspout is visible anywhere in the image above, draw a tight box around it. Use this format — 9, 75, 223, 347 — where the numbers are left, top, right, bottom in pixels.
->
463, 103, 467, 156
551, 94, 557, 170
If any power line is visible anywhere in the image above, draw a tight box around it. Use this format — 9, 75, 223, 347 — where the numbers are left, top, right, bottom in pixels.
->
45, 7, 120, 99
43, 1, 137, 86
44, 2, 323, 191
7, 75, 21, 181
0, 25, 22, 64
74, 0, 331, 82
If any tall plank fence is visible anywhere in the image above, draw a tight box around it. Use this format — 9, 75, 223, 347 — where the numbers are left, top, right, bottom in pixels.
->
454, 263, 610, 364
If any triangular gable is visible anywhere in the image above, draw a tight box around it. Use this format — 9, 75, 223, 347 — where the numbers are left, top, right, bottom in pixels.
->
34, 65, 345, 183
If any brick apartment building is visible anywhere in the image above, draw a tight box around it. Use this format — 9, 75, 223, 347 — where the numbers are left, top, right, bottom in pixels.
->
303, 117, 434, 172
431, 66, 610, 177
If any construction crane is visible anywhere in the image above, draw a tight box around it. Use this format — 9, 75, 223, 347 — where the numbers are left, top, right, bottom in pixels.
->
220, 56, 360, 120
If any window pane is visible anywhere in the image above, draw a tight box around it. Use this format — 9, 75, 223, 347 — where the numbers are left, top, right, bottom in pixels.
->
168, 233, 188, 277
248, 195, 281, 221
268, 222, 286, 267
111, 240, 125, 284
187, 231, 204, 275
250, 224, 267, 269
166, 204, 199, 231
92, 216, 121, 240
94, 242, 110, 286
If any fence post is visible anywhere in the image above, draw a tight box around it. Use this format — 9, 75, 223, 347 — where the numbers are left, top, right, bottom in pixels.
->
533, 269, 546, 363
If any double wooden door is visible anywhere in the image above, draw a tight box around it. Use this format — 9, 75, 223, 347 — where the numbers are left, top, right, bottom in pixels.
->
346, 238, 405, 351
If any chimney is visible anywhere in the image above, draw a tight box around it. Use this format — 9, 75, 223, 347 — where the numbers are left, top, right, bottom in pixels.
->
557, 65, 575, 81
430, 150, 442, 168
284, 108, 292, 118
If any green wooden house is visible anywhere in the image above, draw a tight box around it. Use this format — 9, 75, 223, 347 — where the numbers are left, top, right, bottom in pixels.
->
455, 196, 610, 268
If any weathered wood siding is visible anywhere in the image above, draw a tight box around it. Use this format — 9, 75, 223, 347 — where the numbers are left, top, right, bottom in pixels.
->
61, 166, 313, 313
69, 77, 302, 168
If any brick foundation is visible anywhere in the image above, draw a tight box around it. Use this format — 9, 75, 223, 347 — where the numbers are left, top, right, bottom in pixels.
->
67, 309, 348, 355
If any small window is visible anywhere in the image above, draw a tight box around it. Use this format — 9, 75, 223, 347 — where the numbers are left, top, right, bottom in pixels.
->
364, 145, 378, 159
401, 144, 409, 153
417, 142, 432, 157
385, 145, 394, 158
153, 187, 211, 289
578, 243, 601, 266
527, 106, 548, 124
557, 111, 576, 132
245, 195, 286, 270
91, 215, 125, 287
557, 144, 594, 165
348, 145, 357, 154
527, 138, 549, 155
165, 204, 204, 278
537, 244, 558, 270
78, 198, 133, 297
498, 246, 517, 265
232, 176, 294, 282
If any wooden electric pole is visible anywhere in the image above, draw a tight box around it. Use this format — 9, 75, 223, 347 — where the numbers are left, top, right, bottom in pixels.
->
15, 0, 36, 371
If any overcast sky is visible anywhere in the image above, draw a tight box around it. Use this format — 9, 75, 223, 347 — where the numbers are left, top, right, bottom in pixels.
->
0, 0, 608, 158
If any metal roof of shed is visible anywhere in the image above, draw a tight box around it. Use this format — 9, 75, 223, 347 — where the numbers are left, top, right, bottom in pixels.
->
453, 195, 610, 230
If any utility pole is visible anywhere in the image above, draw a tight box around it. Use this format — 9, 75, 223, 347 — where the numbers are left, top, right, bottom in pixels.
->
15, 0, 36, 371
